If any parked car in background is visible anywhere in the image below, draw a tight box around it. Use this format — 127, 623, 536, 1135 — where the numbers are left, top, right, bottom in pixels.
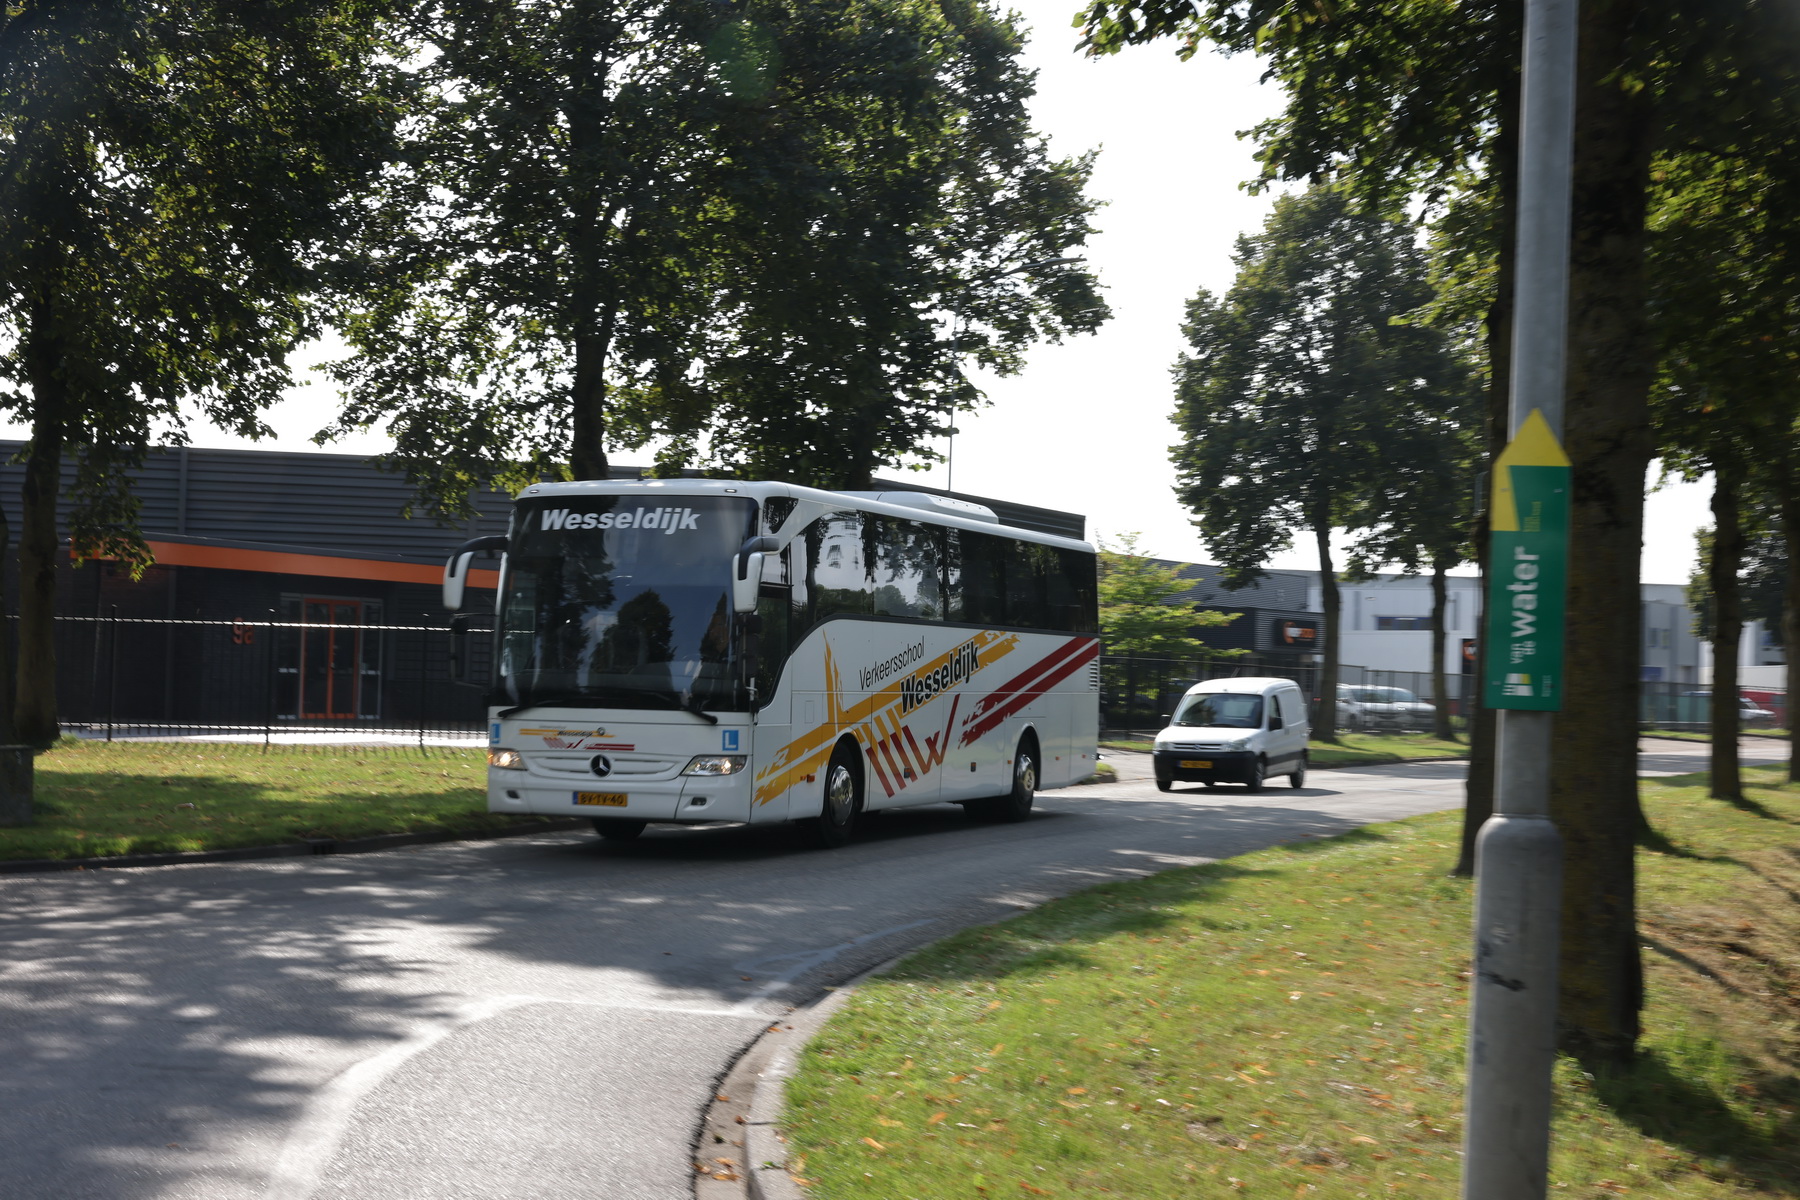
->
1676, 692, 1777, 727
1337, 684, 1436, 732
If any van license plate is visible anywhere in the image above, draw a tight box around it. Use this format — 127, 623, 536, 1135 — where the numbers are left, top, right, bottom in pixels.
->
1180, 760, 1212, 769
573, 792, 628, 807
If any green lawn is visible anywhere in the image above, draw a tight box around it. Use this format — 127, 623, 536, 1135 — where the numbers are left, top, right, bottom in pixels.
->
1099, 732, 1467, 769
0, 740, 550, 861
780, 765, 1800, 1198
1642, 728, 1791, 742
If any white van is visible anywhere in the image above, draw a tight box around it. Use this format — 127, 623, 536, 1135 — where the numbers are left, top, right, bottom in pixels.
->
1151, 677, 1310, 793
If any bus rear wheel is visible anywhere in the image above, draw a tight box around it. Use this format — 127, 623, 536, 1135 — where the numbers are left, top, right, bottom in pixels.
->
970, 736, 1037, 822
804, 741, 862, 849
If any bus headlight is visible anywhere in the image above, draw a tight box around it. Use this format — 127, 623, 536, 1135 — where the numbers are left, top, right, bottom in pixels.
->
488, 748, 526, 770
682, 755, 747, 777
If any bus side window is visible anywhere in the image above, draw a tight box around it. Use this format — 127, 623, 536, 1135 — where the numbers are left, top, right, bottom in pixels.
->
951, 529, 1006, 625
754, 569, 793, 704
814, 510, 871, 620
1006, 541, 1054, 630
872, 516, 944, 619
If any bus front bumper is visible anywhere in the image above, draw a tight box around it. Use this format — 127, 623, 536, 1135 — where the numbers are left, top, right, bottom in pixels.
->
488, 770, 754, 823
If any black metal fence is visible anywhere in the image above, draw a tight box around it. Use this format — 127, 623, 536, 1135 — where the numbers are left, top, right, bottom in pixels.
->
1640, 680, 1788, 731
1098, 653, 1472, 735
50, 618, 1770, 744
48, 614, 489, 744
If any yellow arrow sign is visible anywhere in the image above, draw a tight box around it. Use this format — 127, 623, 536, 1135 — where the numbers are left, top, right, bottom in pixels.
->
1490, 408, 1571, 531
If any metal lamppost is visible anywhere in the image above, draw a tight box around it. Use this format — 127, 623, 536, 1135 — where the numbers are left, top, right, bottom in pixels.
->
1462, 1, 1577, 1197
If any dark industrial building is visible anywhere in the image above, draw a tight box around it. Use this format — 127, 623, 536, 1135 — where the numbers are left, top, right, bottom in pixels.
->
0, 443, 1082, 733
1154, 558, 1323, 665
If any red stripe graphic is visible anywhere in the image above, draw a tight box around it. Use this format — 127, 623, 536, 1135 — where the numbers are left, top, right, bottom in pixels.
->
977, 637, 1093, 717
879, 736, 909, 788
865, 742, 896, 797
958, 637, 1099, 747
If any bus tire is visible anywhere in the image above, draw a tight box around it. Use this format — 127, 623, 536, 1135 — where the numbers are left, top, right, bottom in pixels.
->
592, 819, 648, 841
804, 740, 862, 849
972, 735, 1037, 822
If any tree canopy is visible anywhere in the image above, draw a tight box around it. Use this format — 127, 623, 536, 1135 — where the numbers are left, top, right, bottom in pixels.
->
0, 0, 404, 764
328, 0, 1106, 507
1098, 534, 1239, 659
1170, 186, 1472, 735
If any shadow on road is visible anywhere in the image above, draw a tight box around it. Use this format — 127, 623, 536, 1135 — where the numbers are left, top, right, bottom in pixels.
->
0, 781, 1439, 1199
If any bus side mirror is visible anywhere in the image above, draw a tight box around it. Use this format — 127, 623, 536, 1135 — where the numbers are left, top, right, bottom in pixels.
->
443, 535, 507, 612
444, 552, 477, 612
732, 555, 765, 614
732, 536, 780, 614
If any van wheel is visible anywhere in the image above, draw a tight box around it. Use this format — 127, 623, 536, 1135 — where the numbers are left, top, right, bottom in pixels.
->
1245, 758, 1265, 793
1290, 755, 1307, 789
803, 741, 861, 848
592, 819, 648, 841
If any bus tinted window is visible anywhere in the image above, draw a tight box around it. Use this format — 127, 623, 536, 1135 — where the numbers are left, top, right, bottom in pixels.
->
871, 517, 945, 619
951, 529, 1007, 625
790, 511, 1093, 635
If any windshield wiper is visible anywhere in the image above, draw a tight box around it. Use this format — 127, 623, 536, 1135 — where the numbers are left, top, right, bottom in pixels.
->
498, 688, 722, 723
496, 689, 655, 720
679, 695, 719, 725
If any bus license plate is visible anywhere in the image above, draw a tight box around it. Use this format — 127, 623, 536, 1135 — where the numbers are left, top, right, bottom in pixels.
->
1180, 760, 1212, 769
573, 792, 628, 807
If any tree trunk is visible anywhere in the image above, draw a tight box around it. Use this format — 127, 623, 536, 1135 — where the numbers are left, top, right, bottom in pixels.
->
1429, 560, 1454, 741
17, 331, 66, 749
1708, 465, 1744, 802
1550, 0, 1655, 1067
1315, 521, 1341, 741
1458, 54, 1519, 876
0, 494, 29, 827
1781, 462, 1800, 783
569, 325, 612, 481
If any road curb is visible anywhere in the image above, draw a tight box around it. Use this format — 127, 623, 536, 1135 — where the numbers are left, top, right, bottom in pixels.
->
0, 817, 591, 875
739, 963, 899, 1200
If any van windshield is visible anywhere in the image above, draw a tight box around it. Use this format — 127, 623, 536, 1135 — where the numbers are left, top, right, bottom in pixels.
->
1171, 693, 1263, 729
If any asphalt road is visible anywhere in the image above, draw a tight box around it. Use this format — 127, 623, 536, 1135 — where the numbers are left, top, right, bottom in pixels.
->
0, 739, 1773, 1200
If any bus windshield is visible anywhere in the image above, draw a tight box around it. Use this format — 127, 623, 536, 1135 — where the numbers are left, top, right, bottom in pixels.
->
497, 495, 759, 712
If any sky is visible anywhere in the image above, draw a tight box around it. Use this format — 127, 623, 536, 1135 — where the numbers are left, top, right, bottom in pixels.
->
5, 1, 1709, 585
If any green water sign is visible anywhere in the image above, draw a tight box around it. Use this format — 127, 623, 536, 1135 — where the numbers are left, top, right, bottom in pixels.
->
1483, 410, 1570, 711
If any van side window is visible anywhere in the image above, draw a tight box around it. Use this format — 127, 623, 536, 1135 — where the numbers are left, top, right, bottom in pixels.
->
1268, 701, 1284, 730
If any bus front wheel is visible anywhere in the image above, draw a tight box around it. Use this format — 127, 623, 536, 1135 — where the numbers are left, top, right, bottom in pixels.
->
805, 741, 862, 848
592, 819, 648, 841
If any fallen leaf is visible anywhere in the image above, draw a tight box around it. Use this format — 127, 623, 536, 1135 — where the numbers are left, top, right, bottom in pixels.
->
927, 1112, 948, 1125
861, 1137, 885, 1150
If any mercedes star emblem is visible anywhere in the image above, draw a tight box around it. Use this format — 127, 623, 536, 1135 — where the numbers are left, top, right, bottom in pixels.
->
589, 754, 613, 778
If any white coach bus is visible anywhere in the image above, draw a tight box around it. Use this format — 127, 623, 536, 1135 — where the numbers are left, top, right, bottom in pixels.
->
442, 480, 1100, 847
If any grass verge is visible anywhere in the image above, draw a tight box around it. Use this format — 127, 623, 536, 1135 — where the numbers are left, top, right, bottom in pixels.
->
0, 740, 541, 861
1099, 733, 1467, 769
1642, 728, 1791, 743
782, 765, 1800, 1197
